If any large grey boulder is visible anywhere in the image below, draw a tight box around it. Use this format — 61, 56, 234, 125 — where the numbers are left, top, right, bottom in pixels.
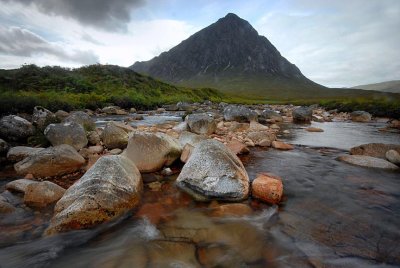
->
350, 143, 400, 159
45, 155, 142, 234
0, 115, 35, 141
223, 105, 257, 123
32, 106, 57, 129
14, 144, 85, 178
123, 132, 182, 173
176, 140, 250, 201
338, 155, 399, 170
44, 122, 88, 150
186, 113, 216, 135
350, 111, 371, 122
63, 111, 95, 131
101, 122, 130, 149
7, 146, 44, 162
261, 109, 283, 122
292, 107, 312, 123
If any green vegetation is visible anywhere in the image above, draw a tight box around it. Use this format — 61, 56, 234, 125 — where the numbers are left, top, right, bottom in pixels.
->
0, 64, 224, 115
0, 64, 399, 118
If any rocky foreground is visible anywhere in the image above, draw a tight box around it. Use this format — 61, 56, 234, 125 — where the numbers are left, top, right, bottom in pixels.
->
0, 102, 399, 237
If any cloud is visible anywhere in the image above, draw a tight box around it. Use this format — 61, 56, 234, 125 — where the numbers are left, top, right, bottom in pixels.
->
0, 0, 145, 31
255, 0, 400, 87
0, 26, 99, 65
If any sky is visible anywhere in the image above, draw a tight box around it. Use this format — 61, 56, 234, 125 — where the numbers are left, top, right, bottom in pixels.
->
0, 0, 399, 88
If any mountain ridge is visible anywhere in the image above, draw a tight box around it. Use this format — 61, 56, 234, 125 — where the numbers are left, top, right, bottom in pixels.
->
351, 80, 400, 94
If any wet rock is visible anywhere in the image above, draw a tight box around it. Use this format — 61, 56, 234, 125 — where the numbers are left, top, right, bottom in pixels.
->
246, 131, 276, 147
46, 155, 142, 234
176, 140, 250, 201
385, 150, 400, 165
44, 122, 88, 150
223, 105, 257, 123
0, 200, 15, 214
338, 155, 399, 170
0, 138, 9, 155
292, 107, 312, 123
350, 143, 400, 159
102, 106, 127, 115
55, 110, 69, 121
32, 106, 57, 129
0, 115, 35, 141
24, 181, 65, 208
101, 122, 130, 149
6, 179, 38, 194
226, 140, 250, 155
350, 111, 371, 122
172, 121, 188, 133
272, 141, 294, 150
181, 143, 194, 163
176, 101, 193, 111
249, 121, 269, 131
209, 203, 253, 217
63, 111, 95, 131
6, 146, 44, 162
129, 107, 137, 113
14, 144, 86, 178
87, 131, 101, 145
136, 203, 168, 225
109, 148, 122, 155
261, 109, 283, 122
147, 241, 199, 267
124, 132, 182, 173
178, 131, 207, 147
306, 127, 324, 132
252, 173, 284, 204
186, 113, 216, 135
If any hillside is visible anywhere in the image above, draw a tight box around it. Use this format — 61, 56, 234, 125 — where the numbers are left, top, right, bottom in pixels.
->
351, 80, 400, 94
0, 64, 223, 115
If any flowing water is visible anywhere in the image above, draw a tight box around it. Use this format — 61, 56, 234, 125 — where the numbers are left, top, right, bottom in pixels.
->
0, 118, 399, 267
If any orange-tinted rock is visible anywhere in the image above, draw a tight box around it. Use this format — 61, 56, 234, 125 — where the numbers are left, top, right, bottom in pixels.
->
252, 173, 283, 204
272, 141, 294, 150
227, 140, 250, 155
136, 203, 168, 225
306, 127, 324, 132
210, 203, 253, 217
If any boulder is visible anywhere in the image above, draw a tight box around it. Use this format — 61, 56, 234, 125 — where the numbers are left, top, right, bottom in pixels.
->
87, 130, 101, 145
261, 109, 283, 122
6, 146, 44, 162
32, 106, 57, 129
338, 155, 399, 170
249, 121, 269, 131
306, 127, 324, 132
292, 107, 313, 123
63, 111, 95, 131
45, 155, 142, 234
101, 122, 130, 149
350, 143, 400, 159
0, 115, 35, 141
223, 105, 257, 123
55, 110, 69, 121
6, 179, 38, 194
44, 122, 88, 150
123, 132, 182, 173
178, 131, 207, 147
226, 140, 250, 155
24, 181, 65, 208
252, 173, 283, 204
102, 106, 128, 115
272, 141, 294, 150
386, 150, 400, 165
0, 138, 9, 155
350, 111, 371, 122
246, 131, 276, 147
186, 113, 216, 135
172, 121, 188, 133
14, 144, 85, 178
180, 143, 194, 163
176, 140, 250, 201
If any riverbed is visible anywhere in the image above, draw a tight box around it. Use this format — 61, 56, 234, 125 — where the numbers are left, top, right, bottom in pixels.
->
0, 115, 399, 267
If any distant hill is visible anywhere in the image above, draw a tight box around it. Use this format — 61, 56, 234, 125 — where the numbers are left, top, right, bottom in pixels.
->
351, 80, 400, 94
0, 64, 223, 114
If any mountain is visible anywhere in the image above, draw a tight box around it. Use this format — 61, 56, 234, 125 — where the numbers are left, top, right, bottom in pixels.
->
131, 13, 328, 99
351, 80, 400, 94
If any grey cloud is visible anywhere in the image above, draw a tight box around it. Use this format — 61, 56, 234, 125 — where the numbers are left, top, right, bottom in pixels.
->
0, 0, 145, 31
0, 26, 99, 64
81, 33, 104, 45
